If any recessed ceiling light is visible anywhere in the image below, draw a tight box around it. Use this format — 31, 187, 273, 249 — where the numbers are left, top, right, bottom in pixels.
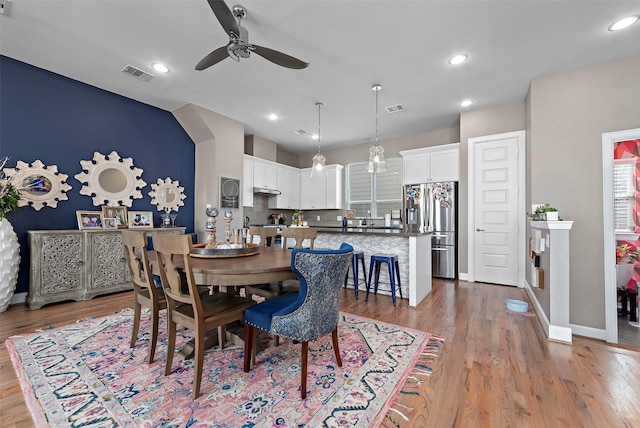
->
608, 15, 639, 31
151, 62, 170, 73
448, 54, 468, 65
311, 134, 319, 140
459, 99, 473, 107
267, 113, 279, 121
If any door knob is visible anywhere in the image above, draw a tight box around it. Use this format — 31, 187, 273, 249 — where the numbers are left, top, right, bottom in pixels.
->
476, 228, 485, 232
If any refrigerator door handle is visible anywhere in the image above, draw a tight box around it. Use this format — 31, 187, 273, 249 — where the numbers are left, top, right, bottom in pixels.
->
432, 247, 450, 251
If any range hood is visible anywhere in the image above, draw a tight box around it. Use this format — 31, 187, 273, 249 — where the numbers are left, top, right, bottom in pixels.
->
253, 187, 281, 195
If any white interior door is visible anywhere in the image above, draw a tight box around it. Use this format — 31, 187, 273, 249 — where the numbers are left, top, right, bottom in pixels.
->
470, 132, 524, 286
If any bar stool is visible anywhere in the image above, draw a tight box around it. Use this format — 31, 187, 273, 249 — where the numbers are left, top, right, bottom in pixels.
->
344, 251, 366, 299
366, 253, 403, 307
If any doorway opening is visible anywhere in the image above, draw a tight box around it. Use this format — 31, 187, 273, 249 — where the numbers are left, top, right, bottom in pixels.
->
602, 128, 640, 345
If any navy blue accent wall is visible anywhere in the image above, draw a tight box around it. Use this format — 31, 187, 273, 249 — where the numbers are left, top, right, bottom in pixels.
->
0, 56, 195, 295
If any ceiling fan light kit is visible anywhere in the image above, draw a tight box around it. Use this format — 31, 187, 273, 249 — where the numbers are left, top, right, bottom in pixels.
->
196, 0, 309, 70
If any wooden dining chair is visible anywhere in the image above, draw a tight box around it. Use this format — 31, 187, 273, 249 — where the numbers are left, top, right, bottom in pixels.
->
122, 230, 166, 364
248, 226, 278, 247
244, 243, 353, 399
281, 227, 317, 250
153, 233, 255, 399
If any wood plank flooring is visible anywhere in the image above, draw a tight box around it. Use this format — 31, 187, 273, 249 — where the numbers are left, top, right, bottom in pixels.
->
2, 279, 639, 427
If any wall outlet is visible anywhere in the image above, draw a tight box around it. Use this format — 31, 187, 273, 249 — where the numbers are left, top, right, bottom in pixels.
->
316, 215, 321, 221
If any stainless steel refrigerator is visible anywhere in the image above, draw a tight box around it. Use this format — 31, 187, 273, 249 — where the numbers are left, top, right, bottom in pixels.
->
403, 182, 457, 279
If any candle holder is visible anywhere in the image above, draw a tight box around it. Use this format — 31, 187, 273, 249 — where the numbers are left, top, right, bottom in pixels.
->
205, 207, 219, 249
223, 210, 233, 243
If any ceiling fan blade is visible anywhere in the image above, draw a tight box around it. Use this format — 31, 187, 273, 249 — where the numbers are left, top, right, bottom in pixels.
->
207, 0, 240, 37
251, 45, 309, 69
195, 46, 230, 70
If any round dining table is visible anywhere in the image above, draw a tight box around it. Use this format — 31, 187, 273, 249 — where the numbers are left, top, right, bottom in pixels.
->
147, 245, 298, 358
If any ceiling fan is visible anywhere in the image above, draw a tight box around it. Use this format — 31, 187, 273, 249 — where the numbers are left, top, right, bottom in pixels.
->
195, 0, 309, 71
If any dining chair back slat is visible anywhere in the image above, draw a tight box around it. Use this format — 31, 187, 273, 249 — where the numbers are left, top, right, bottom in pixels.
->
248, 226, 278, 247
122, 230, 165, 364
281, 227, 317, 249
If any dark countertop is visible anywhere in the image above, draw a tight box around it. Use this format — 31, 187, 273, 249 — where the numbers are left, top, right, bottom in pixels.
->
314, 226, 430, 237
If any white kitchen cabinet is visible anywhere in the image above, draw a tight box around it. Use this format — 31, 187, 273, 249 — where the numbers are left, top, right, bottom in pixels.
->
243, 156, 254, 207
400, 143, 460, 184
299, 168, 326, 210
299, 165, 343, 210
268, 165, 300, 209
253, 158, 278, 190
325, 164, 344, 209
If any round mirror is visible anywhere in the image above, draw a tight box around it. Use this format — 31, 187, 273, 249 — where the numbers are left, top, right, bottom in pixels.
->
3, 160, 72, 210
149, 177, 186, 212
98, 168, 128, 194
75, 151, 146, 207
160, 187, 176, 204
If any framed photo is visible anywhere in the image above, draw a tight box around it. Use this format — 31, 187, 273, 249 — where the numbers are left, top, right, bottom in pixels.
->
101, 206, 128, 228
128, 211, 153, 229
103, 217, 118, 229
76, 211, 103, 230
220, 176, 240, 209
344, 209, 356, 219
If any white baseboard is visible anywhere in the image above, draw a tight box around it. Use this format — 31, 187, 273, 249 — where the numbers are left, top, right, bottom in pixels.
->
459, 272, 468, 281
569, 323, 606, 341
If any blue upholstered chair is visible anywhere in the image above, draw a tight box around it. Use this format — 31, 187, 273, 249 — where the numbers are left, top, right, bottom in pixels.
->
243, 243, 353, 399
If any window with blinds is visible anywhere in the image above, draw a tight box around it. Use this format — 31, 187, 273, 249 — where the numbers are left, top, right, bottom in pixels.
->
346, 158, 403, 217
614, 160, 636, 232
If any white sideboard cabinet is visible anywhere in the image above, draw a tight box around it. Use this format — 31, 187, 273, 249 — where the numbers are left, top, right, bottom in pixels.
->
400, 143, 460, 184
27, 228, 185, 309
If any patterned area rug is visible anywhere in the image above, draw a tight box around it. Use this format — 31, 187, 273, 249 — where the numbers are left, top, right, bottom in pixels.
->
6, 309, 443, 427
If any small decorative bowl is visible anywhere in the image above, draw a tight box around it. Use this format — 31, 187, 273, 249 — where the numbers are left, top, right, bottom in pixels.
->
505, 299, 529, 313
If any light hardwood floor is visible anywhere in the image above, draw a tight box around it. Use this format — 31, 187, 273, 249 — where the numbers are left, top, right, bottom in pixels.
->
2, 279, 639, 427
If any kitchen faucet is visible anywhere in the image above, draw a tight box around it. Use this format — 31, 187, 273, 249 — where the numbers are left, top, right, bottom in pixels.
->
365, 210, 373, 228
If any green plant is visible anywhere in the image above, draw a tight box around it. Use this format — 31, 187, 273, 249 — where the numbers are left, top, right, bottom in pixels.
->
0, 157, 22, 220
534, 204, 557, 214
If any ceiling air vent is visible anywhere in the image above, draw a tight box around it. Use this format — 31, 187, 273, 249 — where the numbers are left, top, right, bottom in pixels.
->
293, 129, 307, 135
385, 104, 405, 114
121, 65, 153, 82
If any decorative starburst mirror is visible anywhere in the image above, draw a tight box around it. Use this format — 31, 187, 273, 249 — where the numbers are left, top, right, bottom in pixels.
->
2, 160, 72, 211
74, 151, 146, 207
149, 177, 186, 212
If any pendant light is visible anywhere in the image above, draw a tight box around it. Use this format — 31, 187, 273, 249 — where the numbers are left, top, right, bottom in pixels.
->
368, 83, 387, 173
311, 102, 326, 177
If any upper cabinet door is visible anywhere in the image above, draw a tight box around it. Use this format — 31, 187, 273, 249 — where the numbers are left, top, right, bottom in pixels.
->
400, 143, 460, 184
402, 152, 430, 184
253, 159, 277, 189
429, 149, 459, 182
268, 165, 300, 209
243, 156, 254, 207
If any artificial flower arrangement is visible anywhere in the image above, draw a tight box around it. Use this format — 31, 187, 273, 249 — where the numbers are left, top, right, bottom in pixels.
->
616, 242, 639, 264
0, 157, 21, 220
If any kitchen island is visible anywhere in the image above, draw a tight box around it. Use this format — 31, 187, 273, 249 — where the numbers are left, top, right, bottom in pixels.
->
314, 227, 431, 307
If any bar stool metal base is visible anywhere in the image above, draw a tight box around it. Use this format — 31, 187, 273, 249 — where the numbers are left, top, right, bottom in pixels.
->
344, 251, 366, 299
366, 253, 403, 307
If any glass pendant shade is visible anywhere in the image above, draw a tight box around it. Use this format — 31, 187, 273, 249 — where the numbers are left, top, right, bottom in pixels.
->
367, 144, 387, 173
311, 152, 326, 176
368, 84, 387, 173
310, 102, 326, 177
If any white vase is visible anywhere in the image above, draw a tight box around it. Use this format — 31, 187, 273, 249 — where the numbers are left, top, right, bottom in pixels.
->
0, 218, 20, 312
